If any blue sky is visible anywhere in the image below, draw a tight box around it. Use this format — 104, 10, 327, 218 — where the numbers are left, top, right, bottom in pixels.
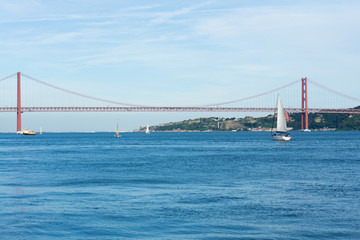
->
0, 0, 359, 131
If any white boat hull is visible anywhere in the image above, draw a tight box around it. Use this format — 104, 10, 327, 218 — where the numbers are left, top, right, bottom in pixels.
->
271, 133, 291, 141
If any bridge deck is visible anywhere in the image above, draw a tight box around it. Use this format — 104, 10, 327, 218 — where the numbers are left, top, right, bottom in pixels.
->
0, 107, 359, 114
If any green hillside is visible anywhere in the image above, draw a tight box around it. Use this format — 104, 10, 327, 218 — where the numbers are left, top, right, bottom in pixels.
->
142, 106, 360, 132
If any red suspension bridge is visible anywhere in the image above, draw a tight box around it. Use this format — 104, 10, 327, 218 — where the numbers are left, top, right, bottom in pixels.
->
0, 72, 359, 132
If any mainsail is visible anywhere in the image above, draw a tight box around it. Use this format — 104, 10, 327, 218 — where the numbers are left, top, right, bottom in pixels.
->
276, 95, 287, 132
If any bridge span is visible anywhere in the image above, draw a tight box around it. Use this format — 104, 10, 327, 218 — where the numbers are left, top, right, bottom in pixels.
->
0, 106, 360, 114
1, 72, 360, 132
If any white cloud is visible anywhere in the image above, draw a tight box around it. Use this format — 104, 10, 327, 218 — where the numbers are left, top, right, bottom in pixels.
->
83, 21, 119, 27
149, 1, 214, 24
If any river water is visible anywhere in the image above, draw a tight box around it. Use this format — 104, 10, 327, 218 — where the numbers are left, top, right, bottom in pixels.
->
0, 132, 359, 239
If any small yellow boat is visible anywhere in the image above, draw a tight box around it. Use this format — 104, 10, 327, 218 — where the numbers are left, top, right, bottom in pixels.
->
23, 129, 36, 135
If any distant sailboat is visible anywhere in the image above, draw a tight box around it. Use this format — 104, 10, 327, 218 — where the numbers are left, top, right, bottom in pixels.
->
114, 123, 120, 137
40, 126, 43, 135
145, 125, 150, 134
271, 95, 291, 141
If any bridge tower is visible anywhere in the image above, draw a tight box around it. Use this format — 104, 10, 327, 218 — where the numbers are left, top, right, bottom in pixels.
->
17, 72, 22, 133
301, 77, 309, 130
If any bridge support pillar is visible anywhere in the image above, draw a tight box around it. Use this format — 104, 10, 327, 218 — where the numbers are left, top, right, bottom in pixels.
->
17, 72, 22, 133
301, 77, 309, 130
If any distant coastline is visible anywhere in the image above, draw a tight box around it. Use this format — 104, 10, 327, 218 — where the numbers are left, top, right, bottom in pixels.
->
137, 108, 360, 132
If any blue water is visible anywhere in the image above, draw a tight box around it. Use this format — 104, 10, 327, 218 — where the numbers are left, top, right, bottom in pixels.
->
0, 132, 359, 239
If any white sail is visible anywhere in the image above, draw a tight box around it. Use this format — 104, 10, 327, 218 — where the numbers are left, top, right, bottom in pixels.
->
145, 125, 150, 134
276, 95, 287, 132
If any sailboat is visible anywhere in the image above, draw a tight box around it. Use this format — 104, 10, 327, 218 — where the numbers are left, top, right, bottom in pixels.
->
40, 126, 43, 135
114, 123, 120, 137
145, 125, 150, 134
271, 95, 291, 141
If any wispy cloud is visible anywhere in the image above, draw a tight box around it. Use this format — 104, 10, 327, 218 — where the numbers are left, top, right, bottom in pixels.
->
0, 0, 43, 14
194, 4, 360, 40
149, 1, 214, 24
37, 32, 86, 44
231, 64, 274, 72
0, 4, 161, 24
83, 21, 119, 27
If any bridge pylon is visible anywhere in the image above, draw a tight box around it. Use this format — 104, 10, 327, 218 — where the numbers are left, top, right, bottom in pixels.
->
17, 72, 22, 133
301, 77, 309, 130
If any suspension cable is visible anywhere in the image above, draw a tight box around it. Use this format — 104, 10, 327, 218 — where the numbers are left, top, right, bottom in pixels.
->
203, 79, 301, 107
308, 79, 360, 103
0, 73, 16, 82
21, 73, 147, 107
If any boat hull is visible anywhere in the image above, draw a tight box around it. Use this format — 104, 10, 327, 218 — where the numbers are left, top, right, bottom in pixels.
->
23, 129, 36, 135
271, 133, 291, 141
